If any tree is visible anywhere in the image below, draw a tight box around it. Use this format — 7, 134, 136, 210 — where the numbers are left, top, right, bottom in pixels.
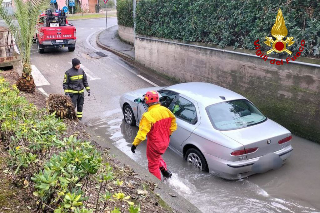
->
0, 0, 49, 93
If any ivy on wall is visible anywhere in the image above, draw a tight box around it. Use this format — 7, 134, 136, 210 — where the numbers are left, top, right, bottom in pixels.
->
135, 0, 320, 57
117, 0, 134, 27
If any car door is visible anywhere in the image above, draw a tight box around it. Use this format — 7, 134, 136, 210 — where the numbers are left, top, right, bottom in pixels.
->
135, 90, 177, 124
136, 101, 148, 124
168, 95, 200, 153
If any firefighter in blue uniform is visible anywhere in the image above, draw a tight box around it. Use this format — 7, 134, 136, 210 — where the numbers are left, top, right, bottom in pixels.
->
63, 58, 90, 120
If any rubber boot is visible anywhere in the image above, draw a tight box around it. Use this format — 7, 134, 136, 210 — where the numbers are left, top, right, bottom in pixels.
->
160, 167, 172, 178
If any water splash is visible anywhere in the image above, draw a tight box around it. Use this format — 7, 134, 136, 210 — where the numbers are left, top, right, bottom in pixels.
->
165, 173, 194, 195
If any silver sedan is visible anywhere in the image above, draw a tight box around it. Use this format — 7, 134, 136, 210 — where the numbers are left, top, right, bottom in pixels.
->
119, 82, 293, 180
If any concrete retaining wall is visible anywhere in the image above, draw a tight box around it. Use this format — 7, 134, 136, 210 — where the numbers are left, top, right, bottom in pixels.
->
135, 36, 320, 143
118, 25, 134, 44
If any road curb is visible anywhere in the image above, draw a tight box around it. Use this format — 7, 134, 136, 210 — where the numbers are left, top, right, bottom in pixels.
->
96, 27, 135, 63
96, 29, 178, 86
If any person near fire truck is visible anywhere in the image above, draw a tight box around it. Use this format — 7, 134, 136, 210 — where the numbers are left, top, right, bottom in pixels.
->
63, 58, 90, 120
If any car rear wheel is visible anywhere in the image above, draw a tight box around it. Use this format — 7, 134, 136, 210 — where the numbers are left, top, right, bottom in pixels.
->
186, 148, 208, 172
123, 104, 136, 126
68, 47, 75, 52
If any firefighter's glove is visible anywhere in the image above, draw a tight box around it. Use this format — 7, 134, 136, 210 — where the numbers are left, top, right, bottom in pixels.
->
131, 145, 136, 153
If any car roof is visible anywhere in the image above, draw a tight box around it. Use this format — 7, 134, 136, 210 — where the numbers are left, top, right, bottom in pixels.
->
164, 82, 246, 106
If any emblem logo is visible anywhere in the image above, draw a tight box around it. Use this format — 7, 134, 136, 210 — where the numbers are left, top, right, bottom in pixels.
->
267, 140, 271, 144
264, 9, 295, 55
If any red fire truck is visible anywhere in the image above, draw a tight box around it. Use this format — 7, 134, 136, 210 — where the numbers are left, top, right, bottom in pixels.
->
35, 9, 76, 53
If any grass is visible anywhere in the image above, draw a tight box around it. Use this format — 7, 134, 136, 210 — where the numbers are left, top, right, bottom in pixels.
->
68, 11, 117, 20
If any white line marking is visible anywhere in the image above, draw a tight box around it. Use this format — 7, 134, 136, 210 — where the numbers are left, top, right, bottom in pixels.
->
113, 60, 136, 74
112, 60, 159, 86
86, 24, 118, 52
31, 65, 50, 86
86, 31, 100, 52
38, 88, 49, 97
137, 75, 159, 87
68, 62, 101, 81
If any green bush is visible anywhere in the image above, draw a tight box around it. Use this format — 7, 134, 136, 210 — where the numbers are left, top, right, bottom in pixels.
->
117, 0, 134, 27
0, 76, 142, 212
136, 0, 320, 57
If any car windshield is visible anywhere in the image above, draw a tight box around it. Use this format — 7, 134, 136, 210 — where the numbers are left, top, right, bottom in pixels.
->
206, 99, 267, 131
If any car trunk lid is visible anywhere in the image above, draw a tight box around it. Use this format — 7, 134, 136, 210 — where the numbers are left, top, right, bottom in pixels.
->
221, 119, 291, 159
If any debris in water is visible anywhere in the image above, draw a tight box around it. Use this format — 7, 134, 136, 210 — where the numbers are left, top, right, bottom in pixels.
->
169, 193, 177, 197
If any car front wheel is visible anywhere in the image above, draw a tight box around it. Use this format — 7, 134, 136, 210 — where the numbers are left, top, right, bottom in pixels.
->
186, 148, 208, 172
123, 104, 136, 126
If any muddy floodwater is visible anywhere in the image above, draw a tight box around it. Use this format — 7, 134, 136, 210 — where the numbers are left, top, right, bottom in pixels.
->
87, 110, 320, 213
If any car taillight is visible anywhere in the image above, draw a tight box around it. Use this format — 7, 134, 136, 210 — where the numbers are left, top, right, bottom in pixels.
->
278, 135, 292, 144
74, 29, 76, 37
231, 150, 246, 156
231, 147, 258, 156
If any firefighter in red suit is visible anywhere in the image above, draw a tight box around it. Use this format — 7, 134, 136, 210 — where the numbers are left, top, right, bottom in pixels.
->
131, 91, 177, 180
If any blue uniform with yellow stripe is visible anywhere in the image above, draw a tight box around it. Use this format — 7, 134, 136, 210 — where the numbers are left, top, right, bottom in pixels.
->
63, 67, 90, 119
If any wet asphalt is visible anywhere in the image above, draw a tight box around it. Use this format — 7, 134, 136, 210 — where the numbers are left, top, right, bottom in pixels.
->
29, 18, 320, 213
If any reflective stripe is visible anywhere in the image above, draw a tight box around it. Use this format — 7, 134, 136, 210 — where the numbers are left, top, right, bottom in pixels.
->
86, 87, 90, 90
77, 112, 83, 114
64, 89, 85, 93
77, 114, 83, 118
63, 74, 67, 83
70, 75, 84, 81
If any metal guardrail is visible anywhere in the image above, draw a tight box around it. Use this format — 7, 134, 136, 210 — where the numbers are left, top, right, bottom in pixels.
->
136, 36, 320, 69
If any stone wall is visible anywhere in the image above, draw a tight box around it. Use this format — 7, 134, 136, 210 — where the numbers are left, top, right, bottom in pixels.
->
118, 25, 134, 44
135, 37, 320, 143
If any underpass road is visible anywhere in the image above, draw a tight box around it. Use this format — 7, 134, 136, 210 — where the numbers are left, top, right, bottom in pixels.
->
29, 18, 320, 213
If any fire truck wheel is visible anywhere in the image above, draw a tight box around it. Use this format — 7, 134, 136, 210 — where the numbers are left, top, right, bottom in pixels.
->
68, 47, 75, 52
37, 41, 44, 54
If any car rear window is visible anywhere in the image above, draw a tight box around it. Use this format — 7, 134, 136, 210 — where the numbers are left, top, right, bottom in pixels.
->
206, 99, 266, 131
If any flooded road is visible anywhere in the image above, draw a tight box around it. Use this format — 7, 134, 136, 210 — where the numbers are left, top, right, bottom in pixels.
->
87, 110, 320, 213
26, 16, 320, 213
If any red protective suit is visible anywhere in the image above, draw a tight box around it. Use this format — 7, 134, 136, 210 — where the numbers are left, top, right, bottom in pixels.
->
133, 103, 177, 180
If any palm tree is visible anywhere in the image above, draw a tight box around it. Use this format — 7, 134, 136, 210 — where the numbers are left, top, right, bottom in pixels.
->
0, 0, 49, 93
